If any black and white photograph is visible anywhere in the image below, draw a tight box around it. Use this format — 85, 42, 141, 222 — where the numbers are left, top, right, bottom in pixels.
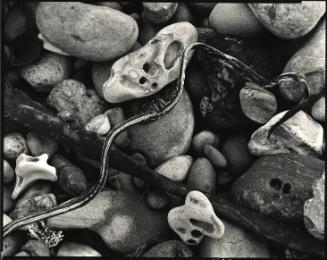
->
1, 1, 326, 258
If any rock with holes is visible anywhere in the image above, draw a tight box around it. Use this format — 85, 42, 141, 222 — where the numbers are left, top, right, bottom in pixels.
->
248, 110, 324, 157
12, 153, 57, 199
47, 190, 168, 253
230, 153, 324, 221
304, 172, 325, 240
36, 2, 139, 61
142, 240, 193, 257
102, 22, 198, 103
168, 190, 225, 245
280, 20, 325, 102
142, 3, 178, 24
248, 3, 325, 39
201, 219, 270, 257
57, 242, 101, 256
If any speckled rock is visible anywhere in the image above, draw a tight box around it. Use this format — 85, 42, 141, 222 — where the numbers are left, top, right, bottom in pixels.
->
18, 51, 71, 92
248, 3, 325, 39
47, 190, 169, 253
248, 110, 324, 157
22, 240, 50, 256
230, 153, 324, 221
304, 172, 325, 240
3, 132, 28, 160
209, 3, 265, 38
201, 219, 270, 257
36, 2, 139, 61
57, 242, 101, 256
142, 240, 193, 257
3, 160, 15, 185
192, 130, 219, 154
311, 96, 325, 122
128, 89, 194, 167
26, 131, 58, 158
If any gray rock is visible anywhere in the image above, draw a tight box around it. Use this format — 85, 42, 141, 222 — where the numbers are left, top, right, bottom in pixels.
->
22, 240, 50, 256
146, 191, 169, 210
3, 132, 28, 160
3, 186, 15, 213
47, 190, 169, 253
304, 172, 325, 240
192, 130, 219, 154
57, 242, 101, 256
3, 160, 15, 185
142, 240, 193, 257
15, 182, 52, 208
311, 96, 325, 122
142, 3, 178, 24
2, 214, 23, 257
203, 145, 227, 168
26, 131, 58, 158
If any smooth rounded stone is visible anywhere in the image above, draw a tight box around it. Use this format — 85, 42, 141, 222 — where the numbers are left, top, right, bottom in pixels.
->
109, 169, 138, 194
47, 190, 169, 253
168, 191, 225, 245
2, 215, 22, 257
230, 153, 324, 221
142, 240, 193, 257
3, 132, 28, 160
96, 2, 122, 11
15, 251, 30, 257
142, 3, 178, 24
304, 172, 325, 240
85, 113, 111, 136
209, 3, 265, 38
248, 3, 325, 39
311, 96, 325, 122
3, 186, 15, 213
155, 155, 193, 182
103, 22, 198, 103
128, 90, 194, 167
201, 219, 270, 257
203, 145, 227, 168
3, 160, 15, 185
22, 240, 50, 256
187, 158, 216, 195
36, 2, 139, 61
192, 130, 219, 154
239, 83, 277, 124
170, 3, 194, 24
280, 20, 325, 102
15, 182, 52, 208
57, 242, 101, 256
131, 153, 147, 189
220, 133, 255, 177
47, 79, 106, 126
18, 51, 72, 92
146, 191, 169, 210
248, 110, 324, 157
26, 131, 58, 158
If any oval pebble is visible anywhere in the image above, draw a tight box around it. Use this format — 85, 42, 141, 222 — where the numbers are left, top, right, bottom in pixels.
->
217, 171, 234, 186
187, 158, 216, 194
203, 144, 227, 168
57, 242, 101, 256
3, 160, 15, 185
15, 251, 30, 257
85, 113, 111, 136
3, 132, 28, 160
192, 130, 219, 154
26, 131, 58, 158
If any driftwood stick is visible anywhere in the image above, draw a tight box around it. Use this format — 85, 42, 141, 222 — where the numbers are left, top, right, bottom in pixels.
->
4, 87, 324, 256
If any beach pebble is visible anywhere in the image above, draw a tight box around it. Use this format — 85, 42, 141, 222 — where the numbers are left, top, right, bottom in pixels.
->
47, 79, 106, 126
22, 240, 50, 256
187, 158, 216, 195
3, 160, 15, 185
15, 182, 52, 208
19, 51, 71, 92
248, 2, 325, 39
203, 145, 227, 168
230, 154, 324, 221
47, 190, 169, 253
201, 219, 270, 257
103, 22, 198, 103
311, 96, 325, 122
36, 2, 139, 61
248, 110, 324, 157
128, 89, 194, 167
304, 172, 325, 240
3, 132, 28, 160
146, 191, 169, 210
192, 130, 219, 154
142, 3, 178, 24
220, 133, 255, 177
155, 155, 193, 182
142, 240, 193, 257
209, 3, 265, 38
26, 131, 58, 158
85, 113, 111, 136
15, 251, 30, 257
239, 83, 277, 124
2, 214, 22, 257
168, 190, 225, 245
57, 242, 101, 256
3, 186, 15, 213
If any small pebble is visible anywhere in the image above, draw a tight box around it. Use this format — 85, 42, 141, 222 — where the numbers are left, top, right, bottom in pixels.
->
192, 130, 219, 154
15, 251, 31, 257
26, 131, 58, 158
142, 3, 178, 24
3, 160, 15, 185
15, 182, 52, 208
155, 155, 193, 182
57, 242, 101, 256
203, 144, 227, 168
3, 132, 28, 160
3, 186, 15, 213
311, 96, 325, 122
85, 113, 111, 136
146, 191, 169, 210
187, 158, 216, 195
142, 240, 193, 257
22, 240, 51, 256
